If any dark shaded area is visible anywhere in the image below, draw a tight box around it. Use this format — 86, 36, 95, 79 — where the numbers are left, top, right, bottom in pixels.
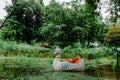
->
85, 64, 117, 80
0, 66, 46, 80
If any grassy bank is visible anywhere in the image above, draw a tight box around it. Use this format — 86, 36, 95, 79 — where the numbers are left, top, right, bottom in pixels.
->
0, 57, 115, 80
0, 39, 117, 80
0, 39, 116, 59
0, 39, 50, 53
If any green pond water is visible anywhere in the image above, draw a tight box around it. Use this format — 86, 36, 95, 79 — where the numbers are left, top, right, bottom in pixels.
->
0, 51, 120, 80
85, 64, 118, 80
85, 57, 120, 80
65, 60, 120, 80
61, 65, 118, 80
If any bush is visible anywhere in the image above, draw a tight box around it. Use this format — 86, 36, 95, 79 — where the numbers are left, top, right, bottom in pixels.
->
63, 43, 83, 53
0, 16, 25, 41
0, 57, 107, 80
0, 57, 46, 79
0, 39, 51, 57
104, 25, 120, 46
62, 43, 83, 58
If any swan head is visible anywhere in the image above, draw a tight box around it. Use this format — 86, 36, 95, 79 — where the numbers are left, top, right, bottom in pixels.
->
53, 46, 61, 55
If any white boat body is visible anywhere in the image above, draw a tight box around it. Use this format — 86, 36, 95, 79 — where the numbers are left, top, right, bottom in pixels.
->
52, 46, 85, 71
53, 58, 85, 71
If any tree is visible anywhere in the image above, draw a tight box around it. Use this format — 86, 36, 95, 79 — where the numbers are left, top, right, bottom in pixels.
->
39, 0, 69, 46
104, 25, 120, 47
40, 21, 67, 46
1, 0, 44, 43
1, 0, 106, 47
0, 16, 25, 41
99, 0, 120, 26
39, 0, 104, 47
109, 0, 120, 24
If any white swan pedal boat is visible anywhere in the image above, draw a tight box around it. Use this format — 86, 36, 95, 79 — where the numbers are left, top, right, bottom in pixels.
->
53, 46, 85, 71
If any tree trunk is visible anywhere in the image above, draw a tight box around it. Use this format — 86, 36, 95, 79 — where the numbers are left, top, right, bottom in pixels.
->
0, 13, 12, 28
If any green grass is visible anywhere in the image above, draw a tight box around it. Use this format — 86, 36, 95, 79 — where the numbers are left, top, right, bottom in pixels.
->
0, 56, 116, 80
0, 40, 117, 80
0, 39, 54, 57
0, 39, 50, 53
0, 39, 117, 59
85, 57, 116, 69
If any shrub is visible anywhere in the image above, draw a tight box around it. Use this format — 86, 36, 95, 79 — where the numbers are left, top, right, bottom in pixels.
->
0, 16, 25, 41
0, 57, 46, 79
0, 39, 51, 57
63, 43, 83, 54
104, 25, 120, 47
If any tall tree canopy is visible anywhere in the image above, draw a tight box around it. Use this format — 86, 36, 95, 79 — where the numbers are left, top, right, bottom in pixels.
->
104, 25, 120, 47
0, 0, 109, 47
39, 0, 105, 47
99, 0, 120, 25
109, 0, 120, 24
0, 0, 44, 43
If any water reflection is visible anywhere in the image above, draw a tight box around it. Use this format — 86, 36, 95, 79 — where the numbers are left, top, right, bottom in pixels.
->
64, 57, 120, 80
117, 72, 120, 80
84, 56, 120, 80
65, 64, 119, 80
85, 64, 117, 80
117, 56, 120, 80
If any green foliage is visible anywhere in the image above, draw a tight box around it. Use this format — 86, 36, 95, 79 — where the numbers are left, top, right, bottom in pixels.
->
3, 0, 44, 43
63, 43, 82, 53
0, 39, 50, 57
1, 0, 107, 46
0, 16, 25, 41
108, 0, 120, 24
0, 19, 4, 24
39, 1, 105, 47
39, 21, 67, 46
0, 57, 46, 79
112, 62, 118, 71
104, 25, 120, 46
0, 39, 115, 58
0, 57, 112, 80
62, 43, 114, 59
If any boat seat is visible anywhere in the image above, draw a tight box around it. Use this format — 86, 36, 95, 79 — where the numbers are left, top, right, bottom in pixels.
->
61, 56, 80, 64
72, 56, 80, 63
